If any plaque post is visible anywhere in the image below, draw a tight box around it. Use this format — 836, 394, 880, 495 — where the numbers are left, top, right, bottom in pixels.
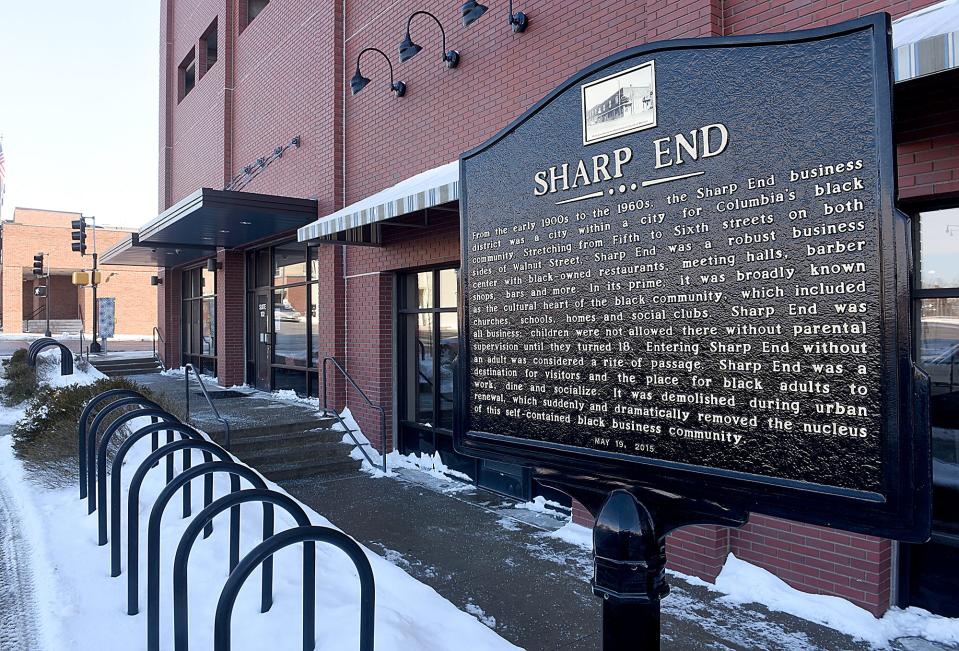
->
592, 490, 665, 651
591, 488, 749, 649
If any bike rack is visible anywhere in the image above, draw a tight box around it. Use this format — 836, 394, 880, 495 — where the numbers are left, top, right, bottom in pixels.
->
78, 389, 148, 499
85, 396, 162, 513
213, 526, 375, 651
95, 408, 178, 545
109, 422, 210, 578
26, 339, 74, 376
172, 489, 313, 651
126, 439, 233, 615
146, 463, 269, 651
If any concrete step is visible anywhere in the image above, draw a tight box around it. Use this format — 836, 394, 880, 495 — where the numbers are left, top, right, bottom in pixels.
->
213, 427, 344, 453
23, 319, 83, 333
235, 439, 351, 466
208, 419, 338, 442
90, 356, 163, 377
258, 456, 362, 481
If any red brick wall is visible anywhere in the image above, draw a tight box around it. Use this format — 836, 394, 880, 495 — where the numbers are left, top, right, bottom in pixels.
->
732, 515, 892, 616
158, 267, 182, 368
723, 0, 937, 35
216, 250, 245, 386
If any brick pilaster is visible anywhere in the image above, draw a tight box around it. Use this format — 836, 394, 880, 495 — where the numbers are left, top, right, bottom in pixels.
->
215, 250, 245, 387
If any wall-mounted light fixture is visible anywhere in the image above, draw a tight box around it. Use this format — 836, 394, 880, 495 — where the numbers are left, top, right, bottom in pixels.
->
150, 275, 163, 286
461, 0, 528, 33
399, 11, 460, 68
351, 47, 407, 97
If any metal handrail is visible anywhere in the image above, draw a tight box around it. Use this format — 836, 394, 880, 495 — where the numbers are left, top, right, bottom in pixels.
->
184, 363, 231, 450
321, 357, 387, 473
152, 326, 165, 368
77, 330, 89, 363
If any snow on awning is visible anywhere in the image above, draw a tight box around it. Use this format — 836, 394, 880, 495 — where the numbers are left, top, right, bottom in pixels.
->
298, 161, 459, 241
893, 0, 959, 81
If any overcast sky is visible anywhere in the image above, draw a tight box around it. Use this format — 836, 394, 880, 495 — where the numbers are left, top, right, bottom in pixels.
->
0, 1, 159, 229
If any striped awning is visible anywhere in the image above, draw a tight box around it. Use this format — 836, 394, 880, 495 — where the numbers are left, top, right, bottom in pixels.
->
298, 161, 459, 241
893, 0, 959, 81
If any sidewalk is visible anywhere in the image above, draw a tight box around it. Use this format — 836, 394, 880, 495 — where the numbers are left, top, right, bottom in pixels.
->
124, 372, 956, 651
280, 466, 893, 651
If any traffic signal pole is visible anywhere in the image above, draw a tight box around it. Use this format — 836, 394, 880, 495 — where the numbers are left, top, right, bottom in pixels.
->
44, 258, 51, 338
73, 215, 100, 353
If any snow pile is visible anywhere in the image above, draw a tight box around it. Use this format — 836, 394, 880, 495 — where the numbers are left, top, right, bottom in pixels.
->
332, 408, 471, 486
714, 553, 959, 647
514, 495, 570, 518
35, 349, 106, 388
0, 406, 519, 650
546, 521, 593, 550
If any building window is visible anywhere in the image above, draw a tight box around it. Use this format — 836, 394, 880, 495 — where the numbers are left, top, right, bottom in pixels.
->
245, 240, 319, 396
182, 265, 216, 375
243, 0, 269, 30
178, 48, 196, 102
200, 19, 218, 76
397, 267, 467, 466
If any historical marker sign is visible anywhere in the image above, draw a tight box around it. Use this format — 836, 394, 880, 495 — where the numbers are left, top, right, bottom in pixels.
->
456, 15, 931, 541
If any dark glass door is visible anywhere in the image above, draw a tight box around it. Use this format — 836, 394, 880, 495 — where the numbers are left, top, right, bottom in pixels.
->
254, 290, 271, 390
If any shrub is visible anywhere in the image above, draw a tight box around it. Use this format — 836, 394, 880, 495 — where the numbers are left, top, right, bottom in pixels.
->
2, 347, 38, 406
12, 377, 182, 487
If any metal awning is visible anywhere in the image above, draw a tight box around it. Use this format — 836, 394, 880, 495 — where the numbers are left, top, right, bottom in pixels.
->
298, 161, 458, 242
893, 0, 959, 81
99, 234, 214, 267
101, 188, 318, 267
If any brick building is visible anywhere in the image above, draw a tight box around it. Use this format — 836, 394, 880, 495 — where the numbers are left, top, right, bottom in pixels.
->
1, 208, 158, 336
104, 0, 959, 618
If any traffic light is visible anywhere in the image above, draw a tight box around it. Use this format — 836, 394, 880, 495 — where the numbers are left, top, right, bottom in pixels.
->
32, 254, 44, 276
71, 218, 87, 255
34, 286, 47, 297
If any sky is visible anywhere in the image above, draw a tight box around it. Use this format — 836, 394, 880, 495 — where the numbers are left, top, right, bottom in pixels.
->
0, 1, 159, 229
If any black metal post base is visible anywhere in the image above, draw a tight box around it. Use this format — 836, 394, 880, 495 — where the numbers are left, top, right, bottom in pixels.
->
603, 598, 660, 651
536, 472, 749, 651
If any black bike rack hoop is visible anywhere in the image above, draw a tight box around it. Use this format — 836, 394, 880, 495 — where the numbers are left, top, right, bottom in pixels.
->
146, 462, 269, 651
85, 395, 162, 513
95, 408, 178, 545
107, 422, 207, 577
78, 389, 148, 499
172, 488, 314, 651
124, 439, 231, 616
213, 526, 375, 651
26, 339, 74, 377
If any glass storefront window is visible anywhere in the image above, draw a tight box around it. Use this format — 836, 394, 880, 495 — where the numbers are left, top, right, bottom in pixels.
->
438, 312, 457, 428
439, 268, 457, 308
273, 242, 307, 286
416, 272, 434, 308
414, 313, 435, 425
273, 286, 308, 366
918, 297, 959, 533
181, 264, 216, 375
920, 208, 959, 289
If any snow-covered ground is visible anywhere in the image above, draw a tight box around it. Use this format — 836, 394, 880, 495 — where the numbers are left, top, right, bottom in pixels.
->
0, 357, 519, 650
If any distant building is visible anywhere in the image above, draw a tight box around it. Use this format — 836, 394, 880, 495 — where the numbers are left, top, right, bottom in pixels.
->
0, 208, 157, 335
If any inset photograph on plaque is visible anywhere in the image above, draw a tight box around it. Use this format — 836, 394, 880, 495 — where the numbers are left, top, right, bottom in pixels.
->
581, 61, 657, 145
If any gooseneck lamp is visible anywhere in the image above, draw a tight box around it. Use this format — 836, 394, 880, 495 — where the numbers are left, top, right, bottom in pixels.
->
399, 10, 460, 68
351, 47, 407, 97
460, 0, 528, 33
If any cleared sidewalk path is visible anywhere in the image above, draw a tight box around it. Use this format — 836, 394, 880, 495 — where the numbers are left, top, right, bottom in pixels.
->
0, 427, 42, 651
